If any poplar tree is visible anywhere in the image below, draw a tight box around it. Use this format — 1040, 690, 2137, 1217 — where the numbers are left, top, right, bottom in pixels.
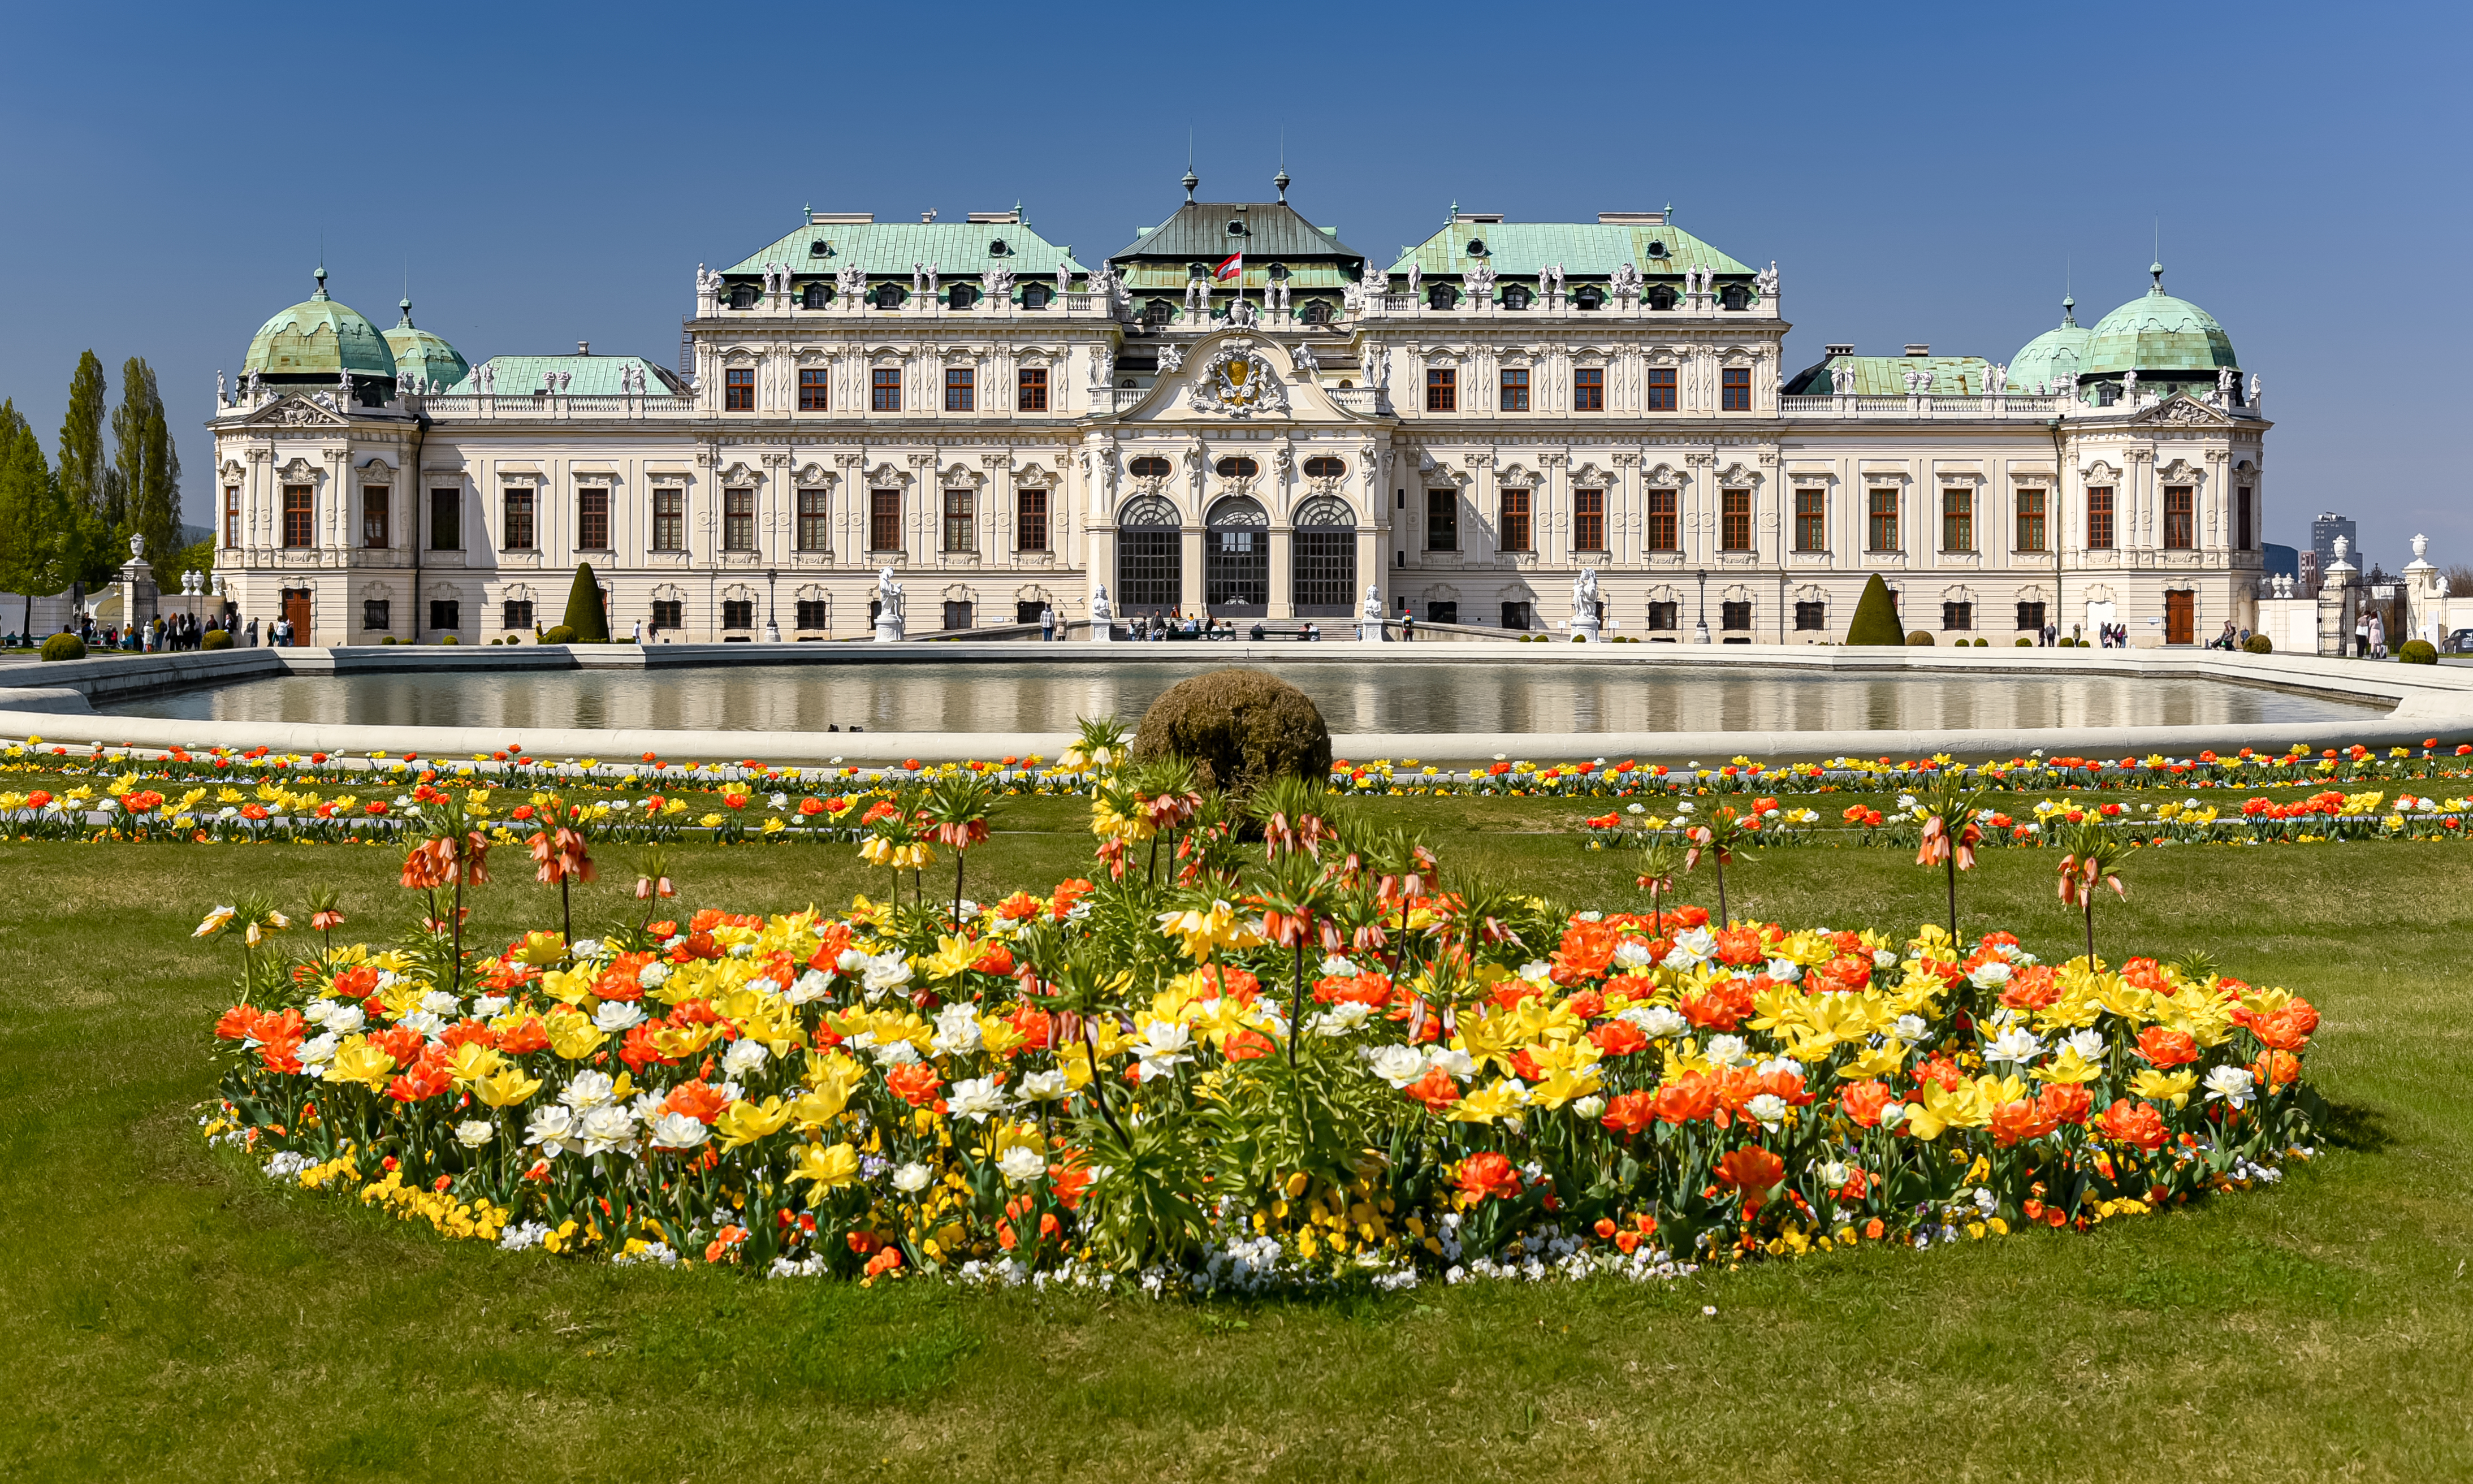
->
111, 357, 182, 570
56, 351, 111, 586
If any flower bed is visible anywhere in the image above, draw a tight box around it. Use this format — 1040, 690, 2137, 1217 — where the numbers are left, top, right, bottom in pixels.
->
202, 846, 2323, 1290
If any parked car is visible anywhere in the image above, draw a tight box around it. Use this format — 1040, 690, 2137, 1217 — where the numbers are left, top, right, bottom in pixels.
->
2448, 628, 2473, 655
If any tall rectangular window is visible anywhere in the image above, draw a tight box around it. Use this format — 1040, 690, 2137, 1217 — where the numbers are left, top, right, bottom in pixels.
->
429, 488, 461, 551
1498, 487, 1531, 552
361, 486, 389, 548
1017, 366, 1048, 412
1795, 601, 1826, 631
651, 599, 682, 630
1722, 366, 1751, 410
1573, 367, 1605, 412
945, 366, 975, 412
429, 599, 460, 633
1425, 367, 1456, 412
1793, 488, 1826, 552
651, 488, 684, 552
724, 367, 754, 412
943, 489, 975, 552
282, 485, 314, 548
1721, 600, 1751, 631
2086, 487, 2115, 550
2016, 600, 2047, 632
1647, 489, 1678, 551
724, 488, 755, 552
2015, 489, 2047, 552
795, 600, 829, 630
224, 486, 240, 547
722, 600, 753, 630
872, 367, 901, 412
1867, 488, 1900, 551
503, 599, 534, 631
870, 489, 902, 552
1425, 488, 1458, 550
577, 488, 610, 551
1646, 602, 1679, 631
2237, 487, 2253, 551
1646, 367, 1677, 412
2164, 485, 2195, 549
798, 367, 828, 411
1721, 488, 1752, 551
1017, 488, 1049, 552
1499, 367, 1529, 411
503, 487, 535, 550
1941, 487, 1974, 552
362, 599, 390, 632
797, 489, 829, 552
1575, 488, 1606, 551
1942, 602, 1974, 631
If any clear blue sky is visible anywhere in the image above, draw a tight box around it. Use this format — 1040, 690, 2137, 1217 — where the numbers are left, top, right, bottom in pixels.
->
2, 2, 2461, 569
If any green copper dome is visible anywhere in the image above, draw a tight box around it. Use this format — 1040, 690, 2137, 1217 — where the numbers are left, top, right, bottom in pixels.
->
243, 269, 398, 379
2083, 266, 2237, 377
2004, 296, 2093, 392
381, 298, 469, 392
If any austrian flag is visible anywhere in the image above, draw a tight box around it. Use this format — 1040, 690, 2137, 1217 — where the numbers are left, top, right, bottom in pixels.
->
1213, 252, 1243, 282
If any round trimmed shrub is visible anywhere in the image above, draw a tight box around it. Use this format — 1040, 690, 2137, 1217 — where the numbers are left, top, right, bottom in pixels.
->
1845, 574, 1905, 646
201, 629, 231, 650
440, 634, 460, 646
381, 635, 399, 645
2243, 633, 2272, 655
39, 633, 86, 662
542, 624, 577, 645
2015, 637, 2033, 646
1905, 631, 1935, 646
2398, 638, 2439, 665
1130, 667, 1332, 797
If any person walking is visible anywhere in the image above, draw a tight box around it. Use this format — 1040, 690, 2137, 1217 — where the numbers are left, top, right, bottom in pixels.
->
2369, 609, 2387, 659
1040, 603, 1055, 641
2355, 611, 2370, 658
1400, 603, 1415, 642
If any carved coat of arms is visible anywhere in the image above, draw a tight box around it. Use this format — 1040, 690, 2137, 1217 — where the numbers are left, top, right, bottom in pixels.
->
1187, 340, 1290, 419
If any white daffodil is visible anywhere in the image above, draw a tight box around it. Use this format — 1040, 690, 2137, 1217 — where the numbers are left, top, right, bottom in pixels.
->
996, 1144, 1047, 1187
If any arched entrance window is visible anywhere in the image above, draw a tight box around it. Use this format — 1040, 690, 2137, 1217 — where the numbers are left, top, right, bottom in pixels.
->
1115, 493, 1182, 610
1291, 494, 1357, 617
1205, 495, 1269, 615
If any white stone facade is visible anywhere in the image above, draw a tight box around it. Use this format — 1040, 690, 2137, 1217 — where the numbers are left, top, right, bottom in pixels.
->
209, 204, 2268, 648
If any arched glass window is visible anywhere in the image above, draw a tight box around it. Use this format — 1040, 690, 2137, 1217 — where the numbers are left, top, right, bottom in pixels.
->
1213, 456, 1259, 479
1575, 285, 1605, 311
1501, 284, 1532, 310
801, 282, 831, 309
1303, 456, 1347, 479
1648, 284, 1678, 311
1720, 283, 1750, 310
1291, 494, 1357, 616
1426, 283, 1457, 310
1021, 283, 1052, 310
1205, 496, 1268, 613
1129, 455, 1172, 479
1115, 493, 1182, 608
728, 282, 759, 310
874, 282, 904, 309
1299, 300, 1331, 324
949, 283, 979, 309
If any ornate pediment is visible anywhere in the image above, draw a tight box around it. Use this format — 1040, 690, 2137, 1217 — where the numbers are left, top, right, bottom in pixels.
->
1185, 338, 1291, 419
247, 394, 348, 429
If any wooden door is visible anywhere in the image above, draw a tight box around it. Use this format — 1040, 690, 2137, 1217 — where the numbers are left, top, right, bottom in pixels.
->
282, 589, 312, 644
2164, 590, 2194, 645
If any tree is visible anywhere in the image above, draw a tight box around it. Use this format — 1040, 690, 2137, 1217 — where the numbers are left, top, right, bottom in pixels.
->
111, 357, 181, 566
561, 561, 611, 641
1844, 573, 1905, 645
54, 352, 113, 589
0, 401, 64, 633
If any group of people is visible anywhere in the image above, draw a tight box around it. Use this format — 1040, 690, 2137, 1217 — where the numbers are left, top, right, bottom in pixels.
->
1126, 610, 1242, 641
10, 609, 234, 652
2354, 608, 2388, 658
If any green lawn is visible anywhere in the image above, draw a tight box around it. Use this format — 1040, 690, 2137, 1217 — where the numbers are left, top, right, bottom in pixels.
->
3, 810, 2470, 1482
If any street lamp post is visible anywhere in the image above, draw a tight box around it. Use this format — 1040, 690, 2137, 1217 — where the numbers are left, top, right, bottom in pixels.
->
1694, 568, 1711, 644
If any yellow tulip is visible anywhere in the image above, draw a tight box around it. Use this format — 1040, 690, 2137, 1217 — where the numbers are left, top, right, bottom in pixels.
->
473, 1067, 543, 1108
2129, 1068, 2198, 1107
2032, 1046, 2106, 1085
444, 1042, 504, 1087
326, 1041, 396, 1089
714, 1096, 795, 1150
790, 1141, 861, 1188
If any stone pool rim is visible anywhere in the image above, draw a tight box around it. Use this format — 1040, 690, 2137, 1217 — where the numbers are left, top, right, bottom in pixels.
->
2, 642, 2465, 767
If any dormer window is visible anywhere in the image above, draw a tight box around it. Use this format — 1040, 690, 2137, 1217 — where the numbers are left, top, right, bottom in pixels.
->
874, 282, 905, 309
1647, 284, 1678, 311
801, 282, 831, 309
1266, 262, 1289, 280
1144, 298, 1174, 326
1299, 300, 1331, 323
1501, 284, 1532, 311
1426, 283, 1456, 310
1575, 285, 1604, 311
727, 282, 759, 310
1720, 283, 1750, 310
1021, 283, 1052, 310
948, 282, 979, 309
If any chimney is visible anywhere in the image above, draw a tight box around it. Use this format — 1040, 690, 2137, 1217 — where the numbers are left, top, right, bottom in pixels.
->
1823, 344, 1854, 358
577, 341, 590, 356
1904, 344, 1931, 357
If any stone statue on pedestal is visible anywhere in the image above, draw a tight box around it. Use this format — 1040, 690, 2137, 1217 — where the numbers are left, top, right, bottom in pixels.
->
1358, 583, 1386, 642
1571, 568, 1602, 642
873, 566, 905, 642
1088, 583, 1114, 642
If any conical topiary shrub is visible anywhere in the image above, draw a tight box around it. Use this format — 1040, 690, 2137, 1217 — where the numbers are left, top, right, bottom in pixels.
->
1844, 574, 1905, 646
562, 563, 611, 643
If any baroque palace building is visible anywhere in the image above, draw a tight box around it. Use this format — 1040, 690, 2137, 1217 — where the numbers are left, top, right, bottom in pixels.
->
210, 171, 2268, 646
